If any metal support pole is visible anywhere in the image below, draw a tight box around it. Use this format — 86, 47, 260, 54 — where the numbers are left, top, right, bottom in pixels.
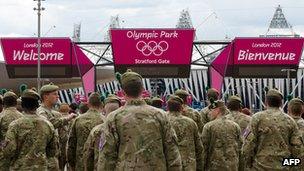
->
34, 0, 45, 92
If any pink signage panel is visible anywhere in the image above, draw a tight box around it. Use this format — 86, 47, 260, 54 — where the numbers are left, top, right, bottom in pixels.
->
234, 38, 304, 65
111, 29, 195, 65
0, 38, 71, 65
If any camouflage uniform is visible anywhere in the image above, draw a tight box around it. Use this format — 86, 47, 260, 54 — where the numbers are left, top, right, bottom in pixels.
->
183, 105, 203, 134
200, 106, 213, 127
168, 111, 204, 170
83, 123, 104, 171
2, 89, 59, 171
200, 88, 220, 128
0, 92, 23, 170
243, 89, 304, 170
37, 105, 71, 129
202, 112, 243, 170
226, 95, 251, 134
292, 116, 304, 141
175, 89, 203, 134
98, 69, 182, 170
67, 108, 104, 171
98, 99, 182, 170
288, 98, 304, 142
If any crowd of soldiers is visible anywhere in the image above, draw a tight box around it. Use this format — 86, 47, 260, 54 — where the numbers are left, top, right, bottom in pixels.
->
0, 69, 303, 171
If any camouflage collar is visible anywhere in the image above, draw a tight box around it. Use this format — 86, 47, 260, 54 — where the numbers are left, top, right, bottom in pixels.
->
168, 111, 181, 117
4, 107, 17, 111
291, 115, 302, 120
87, 108, 100, 113
125, 99, 146, 106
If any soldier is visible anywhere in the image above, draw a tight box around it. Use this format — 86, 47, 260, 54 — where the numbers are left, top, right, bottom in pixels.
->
97, 69, 182, 170
83, 95, 121, 171
243, 89, 304, 170
67, 92, 105, 171
226, 95, 251, 134
151, 96, 164, 109
201, 100, 243, 171
167, 95, 204, 170
0, 91, 23, 170
37, 83, 77, 129
200, 88, 220, 128
37, 83, 76, 170
2, 89, 59, 170
175, 89, 203, 134
288, 98, 304, 141
58, 103, 71, 170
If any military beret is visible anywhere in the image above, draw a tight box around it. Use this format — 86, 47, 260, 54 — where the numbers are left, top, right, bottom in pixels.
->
21, 89, 40, 100
40, 83, 59, 93
168, 95, 184, 104
174, 89, 189, 97
151, 97, 164, 103
209, 100, 225, 110
228, 95, 242, 103
288, 98, 304, 106
121, 69, 142, 87
3, 91, 18, 99
266, 89, 283, 99
104, 95, 121, 105
207, 88, 219, 98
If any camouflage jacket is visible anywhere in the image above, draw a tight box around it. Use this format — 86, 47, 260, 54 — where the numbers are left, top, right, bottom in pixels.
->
202, 116, 243, 171
200, 106, 214, 129
292, 115, 304, 142
168, 111, 204, 171
183, 105, 203, 135
37, 104, 70, 129
83, 123, 104, 171
67, 108, 104, 171
0, 107, 23, 142
97, 99, 182, 171
0, 107, 23, 170
243, 108, 304, 170
226, 111, 251, 135
2, 113, 59, 171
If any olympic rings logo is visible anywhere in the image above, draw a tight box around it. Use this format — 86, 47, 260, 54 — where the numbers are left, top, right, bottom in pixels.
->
136, 41, 169, 56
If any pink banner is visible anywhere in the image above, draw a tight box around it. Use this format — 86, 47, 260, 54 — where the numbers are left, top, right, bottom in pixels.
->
111, 29, 195, 65
82, 67, 95, 99
0, 38, 71, 65
209, 67, 223, 95
234, 38, 304, 65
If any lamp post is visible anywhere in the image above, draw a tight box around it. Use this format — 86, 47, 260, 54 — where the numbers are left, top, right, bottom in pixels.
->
281, 68, 296, 96
34, 0, 45, 92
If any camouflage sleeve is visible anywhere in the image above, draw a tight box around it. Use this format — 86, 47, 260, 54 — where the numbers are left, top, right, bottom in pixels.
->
0, 117, 3, 141
236, 125, 244, 171
242, 116, 258, 169
200, 108, 209, 129
193, 122, 204, 171
67, 119, 77, 170
161, 114, 182, 171
39, 111, 69, 129
289, 120, 304, 169
83, 129, 95, 171
194, 110, 203, 135
2, 122, 18, 163
46, 123, 60, 171
201, 124, 210, 171
97, 114, 119, 170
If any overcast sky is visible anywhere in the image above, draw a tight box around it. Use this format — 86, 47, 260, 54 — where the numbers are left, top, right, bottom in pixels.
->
0, 0, 304, 60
